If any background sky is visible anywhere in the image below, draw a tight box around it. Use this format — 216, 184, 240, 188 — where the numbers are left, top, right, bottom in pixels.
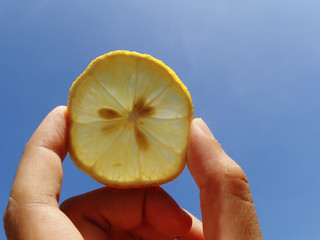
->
1, 0, 320, 239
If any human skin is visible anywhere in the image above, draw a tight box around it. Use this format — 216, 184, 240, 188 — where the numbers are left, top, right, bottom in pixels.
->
3, 106, 262, 240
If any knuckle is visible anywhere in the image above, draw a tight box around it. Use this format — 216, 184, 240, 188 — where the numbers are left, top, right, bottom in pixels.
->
223, 163, 253, 204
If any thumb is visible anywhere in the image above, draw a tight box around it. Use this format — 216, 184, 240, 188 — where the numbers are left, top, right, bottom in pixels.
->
4, 106, 83, 240
10, 106, 68, 206
187, 118, 262, 240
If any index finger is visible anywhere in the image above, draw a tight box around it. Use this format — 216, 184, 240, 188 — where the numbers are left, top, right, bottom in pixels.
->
187, 118, 262, 240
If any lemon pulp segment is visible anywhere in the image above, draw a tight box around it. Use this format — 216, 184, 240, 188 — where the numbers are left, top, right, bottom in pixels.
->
68, 51, 193, 188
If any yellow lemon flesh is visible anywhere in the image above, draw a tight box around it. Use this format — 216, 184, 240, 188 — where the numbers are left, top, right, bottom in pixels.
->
68, 50, 193, 188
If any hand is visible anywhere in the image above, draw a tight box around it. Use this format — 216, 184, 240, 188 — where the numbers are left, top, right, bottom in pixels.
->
3, 106, 262, 240
3, 106, 203, 240
3, 106, 202, 240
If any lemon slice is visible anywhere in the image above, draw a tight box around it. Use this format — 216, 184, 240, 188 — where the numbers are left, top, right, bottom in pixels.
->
68, 50, 193, 188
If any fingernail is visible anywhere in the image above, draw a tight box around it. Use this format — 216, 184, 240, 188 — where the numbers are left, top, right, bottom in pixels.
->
194, 118, 215, 139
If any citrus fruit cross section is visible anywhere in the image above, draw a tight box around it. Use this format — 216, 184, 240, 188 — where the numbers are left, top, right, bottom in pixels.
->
68, 51, 193, 188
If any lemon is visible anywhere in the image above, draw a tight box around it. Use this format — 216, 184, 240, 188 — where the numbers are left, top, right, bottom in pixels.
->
68, 50, 193, 188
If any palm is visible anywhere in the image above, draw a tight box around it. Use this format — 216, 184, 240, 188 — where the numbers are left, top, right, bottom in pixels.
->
60, 187, 196, 240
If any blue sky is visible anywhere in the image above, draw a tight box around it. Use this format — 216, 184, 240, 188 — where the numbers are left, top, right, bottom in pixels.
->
1, 0, 320, 239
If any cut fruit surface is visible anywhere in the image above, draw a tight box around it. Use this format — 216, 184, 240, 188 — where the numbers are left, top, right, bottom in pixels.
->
68, 50, 193, 188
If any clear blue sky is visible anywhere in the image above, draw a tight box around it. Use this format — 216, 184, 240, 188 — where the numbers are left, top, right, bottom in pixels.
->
1, 1, 320, 239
